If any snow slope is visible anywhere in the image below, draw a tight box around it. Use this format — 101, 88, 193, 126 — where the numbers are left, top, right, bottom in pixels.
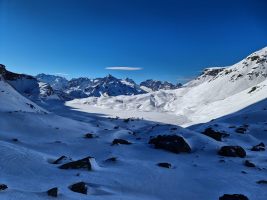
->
0, 76, 46, 113
1, 85, 267, 200
67, 47, 267, 126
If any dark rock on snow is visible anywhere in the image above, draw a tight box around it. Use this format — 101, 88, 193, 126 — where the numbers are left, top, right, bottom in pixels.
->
157, 162, 172, 168
47, 187, 58, 197
257, 180, 267, 184
53, 156, 68, 164
112, 139, 132, 145
218, 146, 246, 158
244, 160, 255, 168
202, 128, 229, 141
59, 157, 93, 170
235, 127, 247, 134
0, 184, 8, 191
69, 182, 87, 194
219, 194, 249, 200
149, 135, 191, 154
105, 157, 117, 162
84, 133, 95, 139
251, 142, 265, 151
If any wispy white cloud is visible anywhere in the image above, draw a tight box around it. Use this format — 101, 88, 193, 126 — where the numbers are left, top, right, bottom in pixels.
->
105, 66, 143, 71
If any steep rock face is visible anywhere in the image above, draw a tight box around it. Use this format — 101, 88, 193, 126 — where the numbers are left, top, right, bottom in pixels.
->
0, 64, 61, 101
36, 73, 68, 90
140, 79, 182, 91
0, 64, 40, 98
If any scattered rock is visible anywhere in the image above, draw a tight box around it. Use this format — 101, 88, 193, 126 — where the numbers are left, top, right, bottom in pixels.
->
251, 142, 265, 151
219, 194, 249, 200
59, 157, 93, 170
202, 128, 228, 141
0, 184, 8, 191
218, 146, 246, 158
123, 118, 130, 123
149, 135, 191, 154
47, 187, 58, 197
157, 162, 171, 168
235, 127, 247, 134
105, 157, 117, 162
69, 182, 87, 194
53, 156, 69, 164
112, 139, 132, 145
114, 126, 119, 129
229, 126, 236, 128
257, 180, 267, 184
84, 133, 95, 139
244, 160, 255, 167
12, 138, 19, 142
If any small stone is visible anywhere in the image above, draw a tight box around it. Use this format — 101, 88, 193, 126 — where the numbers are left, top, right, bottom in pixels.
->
0, 184, 8, 191
219, 194, 249, 200
112, 139, 132, 145
69, 182, 87, 194
244, 160, 255, 168
157, 162, 171, 168
257, 180, 267, 184
47, 187, 58, 197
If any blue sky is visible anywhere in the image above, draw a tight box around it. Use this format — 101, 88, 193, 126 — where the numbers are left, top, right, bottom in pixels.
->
0, 0, 267, 83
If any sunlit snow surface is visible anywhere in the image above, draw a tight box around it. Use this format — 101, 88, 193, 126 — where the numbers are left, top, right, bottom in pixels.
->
0, 47, 267, 199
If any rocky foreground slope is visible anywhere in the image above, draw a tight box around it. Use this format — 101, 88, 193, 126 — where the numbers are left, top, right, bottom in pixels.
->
1, 71, 267, 199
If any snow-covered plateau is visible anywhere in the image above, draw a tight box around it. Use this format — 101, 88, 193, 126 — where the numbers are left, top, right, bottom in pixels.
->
0, 47, 267, 200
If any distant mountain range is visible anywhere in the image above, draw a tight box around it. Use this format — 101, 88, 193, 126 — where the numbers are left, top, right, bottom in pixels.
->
35, 73, 182, 99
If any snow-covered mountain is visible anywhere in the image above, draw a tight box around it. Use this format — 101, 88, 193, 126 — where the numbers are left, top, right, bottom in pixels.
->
36, 74, 146, 98
68, 47, 267, 126
36, 73, 69, 90
0, 64, 62, 101
0, 74, 46, 113
36, 74, 183, 98
140, 79, 182, 92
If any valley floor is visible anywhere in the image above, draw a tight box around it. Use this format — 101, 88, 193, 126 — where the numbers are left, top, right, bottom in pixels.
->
1, 99, 266, 200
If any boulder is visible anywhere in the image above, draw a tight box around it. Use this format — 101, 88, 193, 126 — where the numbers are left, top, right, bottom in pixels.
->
149, 135, 191, 154
218, 146, 246, 158
202, 128, 228, 141
69, 182, 87, 194
59, 157, 93, 170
